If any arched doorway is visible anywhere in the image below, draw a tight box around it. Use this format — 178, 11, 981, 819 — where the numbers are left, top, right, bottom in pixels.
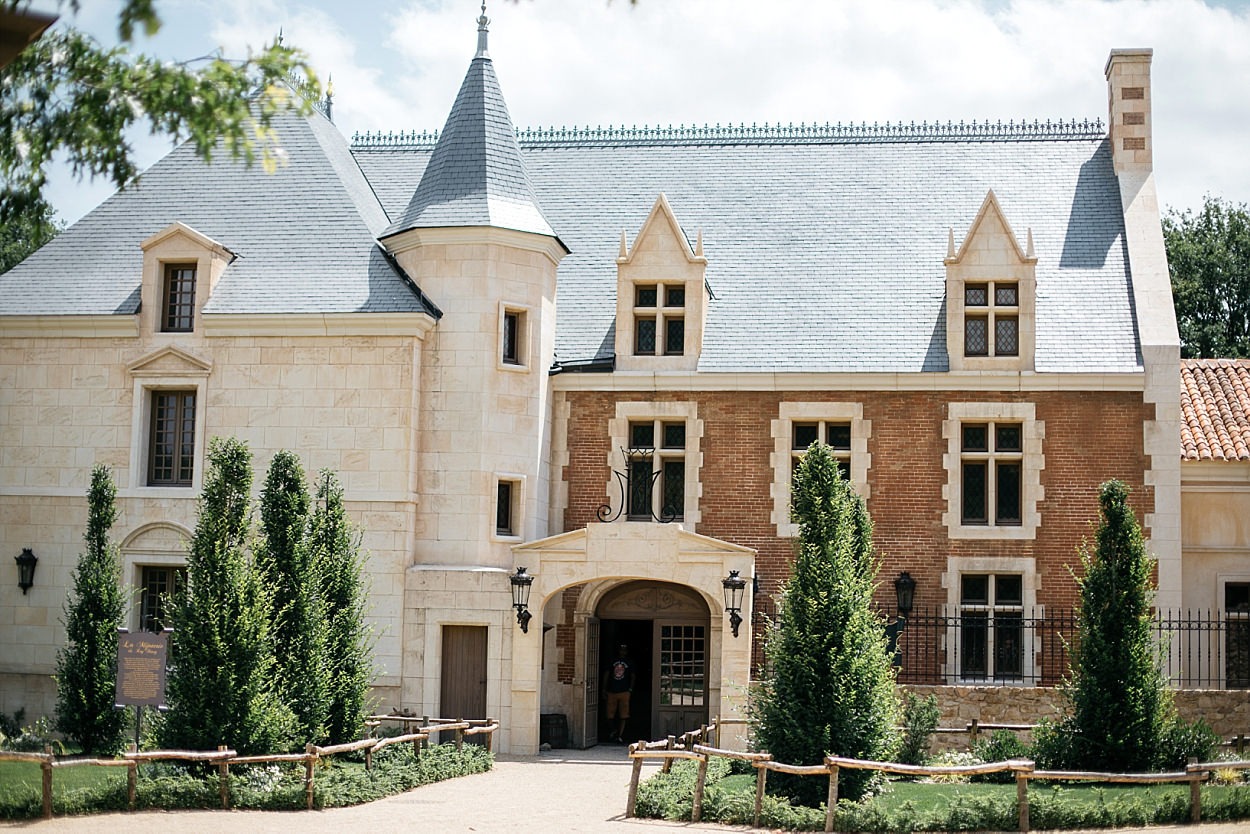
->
594, 581, 710, 744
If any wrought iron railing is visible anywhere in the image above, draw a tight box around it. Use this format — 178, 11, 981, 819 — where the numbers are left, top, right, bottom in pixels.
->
883, 606, 1250, 689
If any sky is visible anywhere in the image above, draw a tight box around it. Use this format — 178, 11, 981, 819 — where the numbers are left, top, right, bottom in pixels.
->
31, 0, 1250, 225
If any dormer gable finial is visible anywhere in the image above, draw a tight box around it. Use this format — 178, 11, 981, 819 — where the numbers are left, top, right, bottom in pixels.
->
476, 3, 490, 58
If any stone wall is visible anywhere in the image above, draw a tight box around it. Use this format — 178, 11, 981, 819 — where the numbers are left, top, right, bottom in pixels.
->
902, 684, 1250, 753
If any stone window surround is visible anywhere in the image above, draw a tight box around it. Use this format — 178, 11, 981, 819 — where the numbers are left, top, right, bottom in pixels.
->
493, 472, 526, 542
770, 402, 871, 538
942, 402, 1043, 540
498, 301, 532, 372
127, 376, 208, 495
941, 555, 1039, 684
607, 401, 702, 525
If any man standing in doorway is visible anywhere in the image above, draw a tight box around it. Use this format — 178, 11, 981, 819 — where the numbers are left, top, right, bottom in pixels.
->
603, 643, 635, 743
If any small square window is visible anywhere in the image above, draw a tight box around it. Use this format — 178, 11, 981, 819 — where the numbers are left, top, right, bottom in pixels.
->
636, 285, 658, 307
662, 422, 686, 449
665, 285, 685, 307
995, 284, 1018, 306
995, 425, 1022, 453
826, 423, 851, 451
793, 423, 819, 450
961, 574, 990, 606
965, 284, 988, 306
162, 264, 196, 332
962, 424, 988, 452
1228, 583, 1250, 612
630, 422, 655, 449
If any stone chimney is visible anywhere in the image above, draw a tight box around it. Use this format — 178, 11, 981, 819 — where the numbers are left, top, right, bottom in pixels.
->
1105, 49, 1153, 175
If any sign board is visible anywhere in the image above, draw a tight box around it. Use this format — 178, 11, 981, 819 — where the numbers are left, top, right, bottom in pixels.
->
115, 629, 169, 708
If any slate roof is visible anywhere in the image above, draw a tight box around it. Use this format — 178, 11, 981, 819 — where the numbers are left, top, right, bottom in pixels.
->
1181, 358, 1250, 461
355, 128, 1140, 374
0, 109, 438, 317
380, 52, 555, 240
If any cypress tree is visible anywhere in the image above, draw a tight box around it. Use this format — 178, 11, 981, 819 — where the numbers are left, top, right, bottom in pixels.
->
310, 470, 373, 744
257, 450, 329, 743
159, 437, 295, 754
1035, 480, 1213, 770
752, 443, 899, 805
54, 464, 127, 755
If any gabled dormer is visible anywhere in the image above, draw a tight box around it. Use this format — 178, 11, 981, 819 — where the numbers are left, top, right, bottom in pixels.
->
945, 190, 1037, 372
140, 222, 234, 339
614, 194, 709, 373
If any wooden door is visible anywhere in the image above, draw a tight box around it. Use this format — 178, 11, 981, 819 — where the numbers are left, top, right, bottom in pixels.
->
654, 621, 708, 739
441, 625, 487, 743
583, 617, 599, 747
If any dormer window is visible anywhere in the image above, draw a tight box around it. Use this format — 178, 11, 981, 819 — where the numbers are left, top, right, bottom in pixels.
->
945, 191, 1036, 372
162, 264, 196, 332
963, 281, 1018, 357
634, 284, 685, 356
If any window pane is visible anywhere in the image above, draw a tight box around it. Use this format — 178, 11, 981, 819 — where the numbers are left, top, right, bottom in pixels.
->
662, 460, 685, 520
636, 285, 657, 307
177, 393, 195, 483
635, 317, 656, 354
961, 574, 990, 606
141, 566, 185, 632
834, 456, 850, 481
994, 614, 1023, 679
996, 462, 1022, 525
826, 423, 851, 450
665, 285, 685, 307
995, 284, 1018, 306
995, 316, 1019, 355
962, 424, 988, 452
962, 461, 988, 524
793, 423, 818, 450
496, 481, 513, 535
965, 284, 988, 306
629, 422, 654, 449
664, 316, 685, 355
1227, 583, 1250, 612
961, 612, 988, 679
995, 424, 1022, 453
163, 265, 196, 332
662, 422, 686, 449
502, 312, 520, 364
995, 574, 1023, 606
965, 317, 989, 355
1229, 620, 1250, 688
628, 459, 653, 519
150, 391, 195, 486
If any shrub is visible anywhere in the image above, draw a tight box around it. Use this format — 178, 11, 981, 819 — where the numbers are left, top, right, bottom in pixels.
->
971, 730, 1030, 783
1156, 716, 1220, 770
897, 692, 939, 765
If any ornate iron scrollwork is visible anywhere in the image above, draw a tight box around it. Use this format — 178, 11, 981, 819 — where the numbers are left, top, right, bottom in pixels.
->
596, 446, 678, 523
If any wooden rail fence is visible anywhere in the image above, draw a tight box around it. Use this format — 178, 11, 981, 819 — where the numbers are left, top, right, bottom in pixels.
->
624, 718, 1250, 832
0, 716, 498, 820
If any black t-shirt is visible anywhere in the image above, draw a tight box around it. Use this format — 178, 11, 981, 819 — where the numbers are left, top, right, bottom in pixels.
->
606, 658, 632, 693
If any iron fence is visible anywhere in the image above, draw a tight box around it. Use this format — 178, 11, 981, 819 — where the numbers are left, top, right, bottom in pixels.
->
882, 606, 1250, 689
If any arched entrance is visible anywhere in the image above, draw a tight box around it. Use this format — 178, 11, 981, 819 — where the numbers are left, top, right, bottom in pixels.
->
593, 581, 710, 744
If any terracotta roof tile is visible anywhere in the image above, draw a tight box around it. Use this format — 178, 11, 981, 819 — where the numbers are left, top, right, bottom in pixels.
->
1181, 358, 1250, 461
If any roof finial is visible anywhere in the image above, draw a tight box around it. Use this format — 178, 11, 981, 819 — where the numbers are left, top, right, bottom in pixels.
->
476, 2, 490, 58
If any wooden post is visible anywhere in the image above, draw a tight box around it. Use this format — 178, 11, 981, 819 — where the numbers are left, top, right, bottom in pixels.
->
218, 745, 230, 809
304, 743, 316, 810
1016, 769, 1030, 832
968, 718, 980, 750
485, 718, 495, 753
127, 760, 137, 810
422, 715, 430, 749
365, 742, 373, 771
691, 753, 709, 822
753, 764, 768, 828
40, 747, 53, 819
455, 718, 464, 752
661, 735, 676, 774
1238, 733, 1246, 756
1189, 757, 1202, 824
824, 764, 839, 833
625, 755, 645, 818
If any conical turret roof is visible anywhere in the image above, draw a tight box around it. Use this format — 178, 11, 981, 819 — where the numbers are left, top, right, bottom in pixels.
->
381, 15, 556, 240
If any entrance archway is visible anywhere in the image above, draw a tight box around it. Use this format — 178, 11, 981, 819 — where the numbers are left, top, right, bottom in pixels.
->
594, 581, 710, 744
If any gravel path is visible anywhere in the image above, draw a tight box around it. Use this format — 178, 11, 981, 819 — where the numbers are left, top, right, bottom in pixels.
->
3, 745, 1248, 834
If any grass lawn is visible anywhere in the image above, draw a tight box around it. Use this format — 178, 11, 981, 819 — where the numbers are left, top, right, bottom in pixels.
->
0, 759, 127, 806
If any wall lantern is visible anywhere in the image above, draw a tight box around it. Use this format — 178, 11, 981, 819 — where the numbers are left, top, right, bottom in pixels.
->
894, 571, 916, 617
510, 567, 534, 633
15, 548, 37, 595
722, 569, 747, 638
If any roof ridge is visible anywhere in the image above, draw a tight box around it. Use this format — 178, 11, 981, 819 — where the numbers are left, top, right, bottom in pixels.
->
353, 117, 1106, 151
